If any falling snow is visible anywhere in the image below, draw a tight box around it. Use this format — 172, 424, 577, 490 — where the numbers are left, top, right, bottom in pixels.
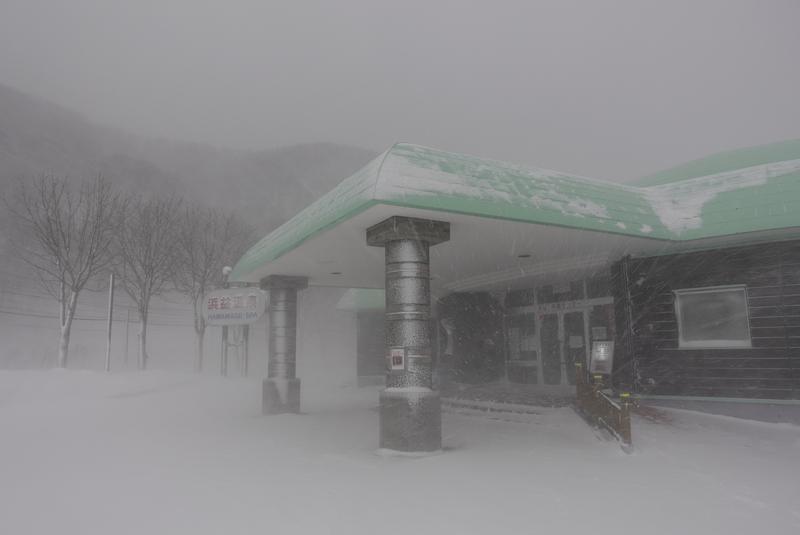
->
1, 370, 798, 535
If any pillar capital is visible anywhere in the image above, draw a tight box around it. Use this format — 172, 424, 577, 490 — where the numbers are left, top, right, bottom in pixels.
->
259, 275, 309, 290
366, 216, 450, 247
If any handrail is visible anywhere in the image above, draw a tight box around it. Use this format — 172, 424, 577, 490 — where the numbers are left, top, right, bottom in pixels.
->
575, 362, 632, 449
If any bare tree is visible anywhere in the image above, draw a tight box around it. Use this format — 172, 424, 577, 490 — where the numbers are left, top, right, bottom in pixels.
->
175, 206, 254, 372
116, 195, 182, 370
5, 176, 122, 368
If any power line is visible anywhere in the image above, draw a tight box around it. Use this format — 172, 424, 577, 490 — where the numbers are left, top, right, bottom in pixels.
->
0, 309, 67, 320
0, 291, 193, 316
0, 308, 192, 327
1, 289, 191, 309
0, 289, 56, 299
0, 269, 41, 282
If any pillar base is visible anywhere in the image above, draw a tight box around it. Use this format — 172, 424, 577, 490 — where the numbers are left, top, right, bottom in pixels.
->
379, 388, 441, 452
262, 378, 301, 414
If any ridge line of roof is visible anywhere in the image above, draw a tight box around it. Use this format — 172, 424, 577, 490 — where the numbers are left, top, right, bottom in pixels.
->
390, 142, 636, 189
389, 142, 800, 191
641, 158, 800, 191
634, 138, 800, 186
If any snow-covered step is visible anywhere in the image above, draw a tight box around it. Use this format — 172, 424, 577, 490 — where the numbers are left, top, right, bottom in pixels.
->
441, 397, 547, 423
442, 397, 543, 414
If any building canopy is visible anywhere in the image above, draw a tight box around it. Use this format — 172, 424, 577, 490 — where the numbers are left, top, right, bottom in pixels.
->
232, 142, 800, 290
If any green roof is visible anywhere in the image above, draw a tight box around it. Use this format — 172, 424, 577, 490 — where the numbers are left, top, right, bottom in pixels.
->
636, 139, 800, 186
232, 143, 800, 281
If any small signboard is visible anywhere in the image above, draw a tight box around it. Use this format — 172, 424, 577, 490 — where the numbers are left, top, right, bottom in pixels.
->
589, 341, 615, 375
203, 288, 266, 326
388, 347, 405, 371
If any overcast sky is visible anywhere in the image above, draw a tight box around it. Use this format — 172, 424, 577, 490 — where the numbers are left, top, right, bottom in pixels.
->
1, 0, 798, 180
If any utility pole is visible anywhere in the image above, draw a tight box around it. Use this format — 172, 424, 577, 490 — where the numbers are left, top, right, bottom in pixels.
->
105, 272, 115, 372
123, 307, 131, 368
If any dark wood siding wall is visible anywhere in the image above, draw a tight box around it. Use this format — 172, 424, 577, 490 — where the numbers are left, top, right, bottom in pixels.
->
612, 239, 800, 400
437, 292, 505, 385
611, 258, 636, 392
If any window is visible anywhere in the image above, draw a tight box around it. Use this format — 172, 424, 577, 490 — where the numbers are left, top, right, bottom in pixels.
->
506, 313, 537, 362
674, 286, 751, 348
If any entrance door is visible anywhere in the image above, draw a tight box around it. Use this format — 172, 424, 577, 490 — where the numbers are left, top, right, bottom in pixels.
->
507, 299, 612, 386
506, 313, 539, 384
539, 311, 587, 386
540, 314, 561, 385
563, 311, 586, 385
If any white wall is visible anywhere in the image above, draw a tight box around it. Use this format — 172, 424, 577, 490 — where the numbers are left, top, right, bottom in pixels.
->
295, 286, 358, 389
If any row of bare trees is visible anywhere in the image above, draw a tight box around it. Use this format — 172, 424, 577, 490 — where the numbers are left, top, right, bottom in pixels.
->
4, 175, 254, 371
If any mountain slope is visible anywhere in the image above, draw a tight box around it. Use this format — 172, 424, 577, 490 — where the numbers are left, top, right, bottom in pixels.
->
0, 83, 376, 287
0, 83, 377, 232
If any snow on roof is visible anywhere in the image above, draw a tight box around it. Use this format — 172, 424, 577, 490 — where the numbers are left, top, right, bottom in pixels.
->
635, 138, 800, 186
643, 158, 800, 234
231, 143, 800, 281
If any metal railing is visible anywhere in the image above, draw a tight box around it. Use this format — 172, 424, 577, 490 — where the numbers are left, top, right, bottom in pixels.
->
575, 362, 632, 449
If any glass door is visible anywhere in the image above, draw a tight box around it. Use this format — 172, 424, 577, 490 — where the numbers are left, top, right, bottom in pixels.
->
506, 313, 538, 384
540, 314, 561, 385
507, 302, 608, 386
539, 310, 587, 386
563, 311, 586, 385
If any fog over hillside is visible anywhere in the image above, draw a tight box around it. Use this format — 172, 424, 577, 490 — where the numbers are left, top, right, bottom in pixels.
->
0, 83, 377, 236
0, 83, 376, 370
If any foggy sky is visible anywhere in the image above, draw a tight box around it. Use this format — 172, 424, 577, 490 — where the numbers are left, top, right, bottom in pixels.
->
1, 0, 799, 180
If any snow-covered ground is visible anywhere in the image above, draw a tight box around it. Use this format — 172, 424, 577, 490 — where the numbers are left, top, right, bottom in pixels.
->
1, 371, 798, 535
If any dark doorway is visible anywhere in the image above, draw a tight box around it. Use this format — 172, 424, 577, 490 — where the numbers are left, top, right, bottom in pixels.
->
540, 314, 561, 385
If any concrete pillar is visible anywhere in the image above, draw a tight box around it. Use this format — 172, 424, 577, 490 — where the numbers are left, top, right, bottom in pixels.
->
367, 216, 450, 452
259, 275, 308, 414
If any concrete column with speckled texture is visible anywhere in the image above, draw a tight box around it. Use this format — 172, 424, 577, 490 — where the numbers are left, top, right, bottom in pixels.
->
259, 275, 308, 414
367, 216, 450, 452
